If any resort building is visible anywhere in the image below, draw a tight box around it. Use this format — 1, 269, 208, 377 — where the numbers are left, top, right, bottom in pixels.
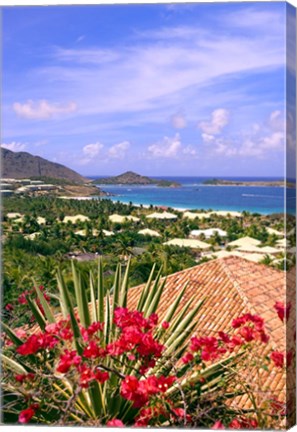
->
109, 214, 140, 223
210, 210, 242, 217
24, 232, 41, 240
75, 229, 99, 237
236, 245, 280, 255
205, 250, 276, 264
63, 215, 90, 224
163, 238, 211, 250
6, 213, 23, 219
190, 228, 227, 239
266, 227, 283, 236
146, 212, 177, 220
228, 236, 261, 248
138, 228, 161, 237
102, 230, 114, 236
275, 238, 288, 249
183, 211, 212, 220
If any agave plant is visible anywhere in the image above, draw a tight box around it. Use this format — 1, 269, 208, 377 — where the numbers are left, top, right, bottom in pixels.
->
2, 258, 242, 426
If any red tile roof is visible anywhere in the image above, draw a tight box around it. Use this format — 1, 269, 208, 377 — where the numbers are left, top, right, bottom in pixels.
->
127, 256, 288, 414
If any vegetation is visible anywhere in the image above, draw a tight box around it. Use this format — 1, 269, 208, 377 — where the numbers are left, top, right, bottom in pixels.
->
2, 196, 294, 328
2, 262, 289, 427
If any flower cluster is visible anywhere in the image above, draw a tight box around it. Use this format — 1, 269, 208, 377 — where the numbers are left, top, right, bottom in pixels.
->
3, 299, 289, 428
120, 375, 176, 408
231, 313, 269, 343
181, 313, 269, 365
212, 417, 258, 429
107, 307, 165, 373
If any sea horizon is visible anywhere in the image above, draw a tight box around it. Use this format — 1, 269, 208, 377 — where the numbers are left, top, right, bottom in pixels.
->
85, 175, 294, 215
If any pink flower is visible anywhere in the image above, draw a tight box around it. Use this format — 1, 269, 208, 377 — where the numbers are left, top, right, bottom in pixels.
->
17, 335, 41, 356
274, 301, 291, 322
270, 351, 284, 368
94, 370, 109, 384
15, 373, 35, 383
229, 419, 242, 429
181, 352, 194, 364
162, 321, 170, 329
18, 407, 35, 423
5, 303, 14, 311
212, 421, 225, 429
107, 419, 124, 427
57, 350, 81, 373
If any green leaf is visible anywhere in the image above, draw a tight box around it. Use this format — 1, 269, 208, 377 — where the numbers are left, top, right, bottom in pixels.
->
2, 354, 27, 374
89, 271, 98, 323
26, 296, 46, 331
97, 257, 105, 323
119, 258, 131, 308
33, 280, 56, 323
56, 268, 83, 355
71, 261, 90, 328
1, 322, 24, 347
136, 263, 156, 311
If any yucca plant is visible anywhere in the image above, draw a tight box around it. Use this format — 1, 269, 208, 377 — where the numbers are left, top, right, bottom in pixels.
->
2, 258, 245, 427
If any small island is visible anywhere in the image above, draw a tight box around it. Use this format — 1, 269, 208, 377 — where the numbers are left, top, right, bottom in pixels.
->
93, 171, 181, 188
203, 178, 292, 188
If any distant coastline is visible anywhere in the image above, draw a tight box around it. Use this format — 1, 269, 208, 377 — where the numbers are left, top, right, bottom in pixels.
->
202, 179, 293, 188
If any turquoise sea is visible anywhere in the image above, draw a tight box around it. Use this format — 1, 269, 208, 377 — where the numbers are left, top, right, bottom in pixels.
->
91, 177, 295, 215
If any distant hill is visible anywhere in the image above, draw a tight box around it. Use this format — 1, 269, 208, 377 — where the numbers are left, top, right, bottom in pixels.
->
1, 148, 87, 184
94, 171, 180, 187
97, 171, 153, 185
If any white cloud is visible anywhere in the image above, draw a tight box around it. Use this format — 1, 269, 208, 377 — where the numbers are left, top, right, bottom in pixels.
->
260, 131, 284, 150
29, 11, 283, 120
183, 145, 197, 156
83, 142, 104, 158
201, 133, 215, 143
171, 113, 187, 129
53, 47, 119, 64
199, 109, 230, 134
13, 100, 77, 120
108, 141, 130, 159
1, 141, 26, 152
148, 133, 181, 158
212, 110, 284, 158
269, 110, 284, 131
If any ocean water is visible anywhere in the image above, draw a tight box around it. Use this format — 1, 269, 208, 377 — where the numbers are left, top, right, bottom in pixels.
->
92, 176, 295, 215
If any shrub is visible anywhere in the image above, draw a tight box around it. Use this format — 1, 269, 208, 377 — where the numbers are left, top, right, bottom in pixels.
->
1, 260, 289, 428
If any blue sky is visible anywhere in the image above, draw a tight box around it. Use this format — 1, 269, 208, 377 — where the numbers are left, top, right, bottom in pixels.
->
1, 2, 288, 177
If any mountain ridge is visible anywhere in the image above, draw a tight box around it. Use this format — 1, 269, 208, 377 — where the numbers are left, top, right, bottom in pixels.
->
1, 148, 88, 184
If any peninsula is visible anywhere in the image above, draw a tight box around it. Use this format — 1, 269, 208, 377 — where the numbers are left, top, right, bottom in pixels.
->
203, 178, 291, 187
93, 171, 181, 187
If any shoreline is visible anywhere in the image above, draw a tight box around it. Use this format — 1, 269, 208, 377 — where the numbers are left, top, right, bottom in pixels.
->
100, 197, 280, 216
57, 192, 287, 216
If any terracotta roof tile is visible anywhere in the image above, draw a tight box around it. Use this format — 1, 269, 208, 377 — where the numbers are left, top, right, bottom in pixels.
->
127, 256, 288, 412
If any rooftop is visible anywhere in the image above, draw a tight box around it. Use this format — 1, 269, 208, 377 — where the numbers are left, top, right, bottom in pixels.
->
63, 215, 90, 223
128, 256, 287, 410
163, 238, 211, 249
190, 228, 227, 238
138, 228, 161, 237
228, 236, 261, 248
146, 212, 178, 220
109, 214, 140, 223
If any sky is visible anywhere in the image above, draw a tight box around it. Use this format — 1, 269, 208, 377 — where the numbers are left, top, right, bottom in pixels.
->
1, 2, 289, 177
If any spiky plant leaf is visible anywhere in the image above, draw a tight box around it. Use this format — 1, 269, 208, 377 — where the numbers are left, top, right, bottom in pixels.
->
33, 280, 56, 323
